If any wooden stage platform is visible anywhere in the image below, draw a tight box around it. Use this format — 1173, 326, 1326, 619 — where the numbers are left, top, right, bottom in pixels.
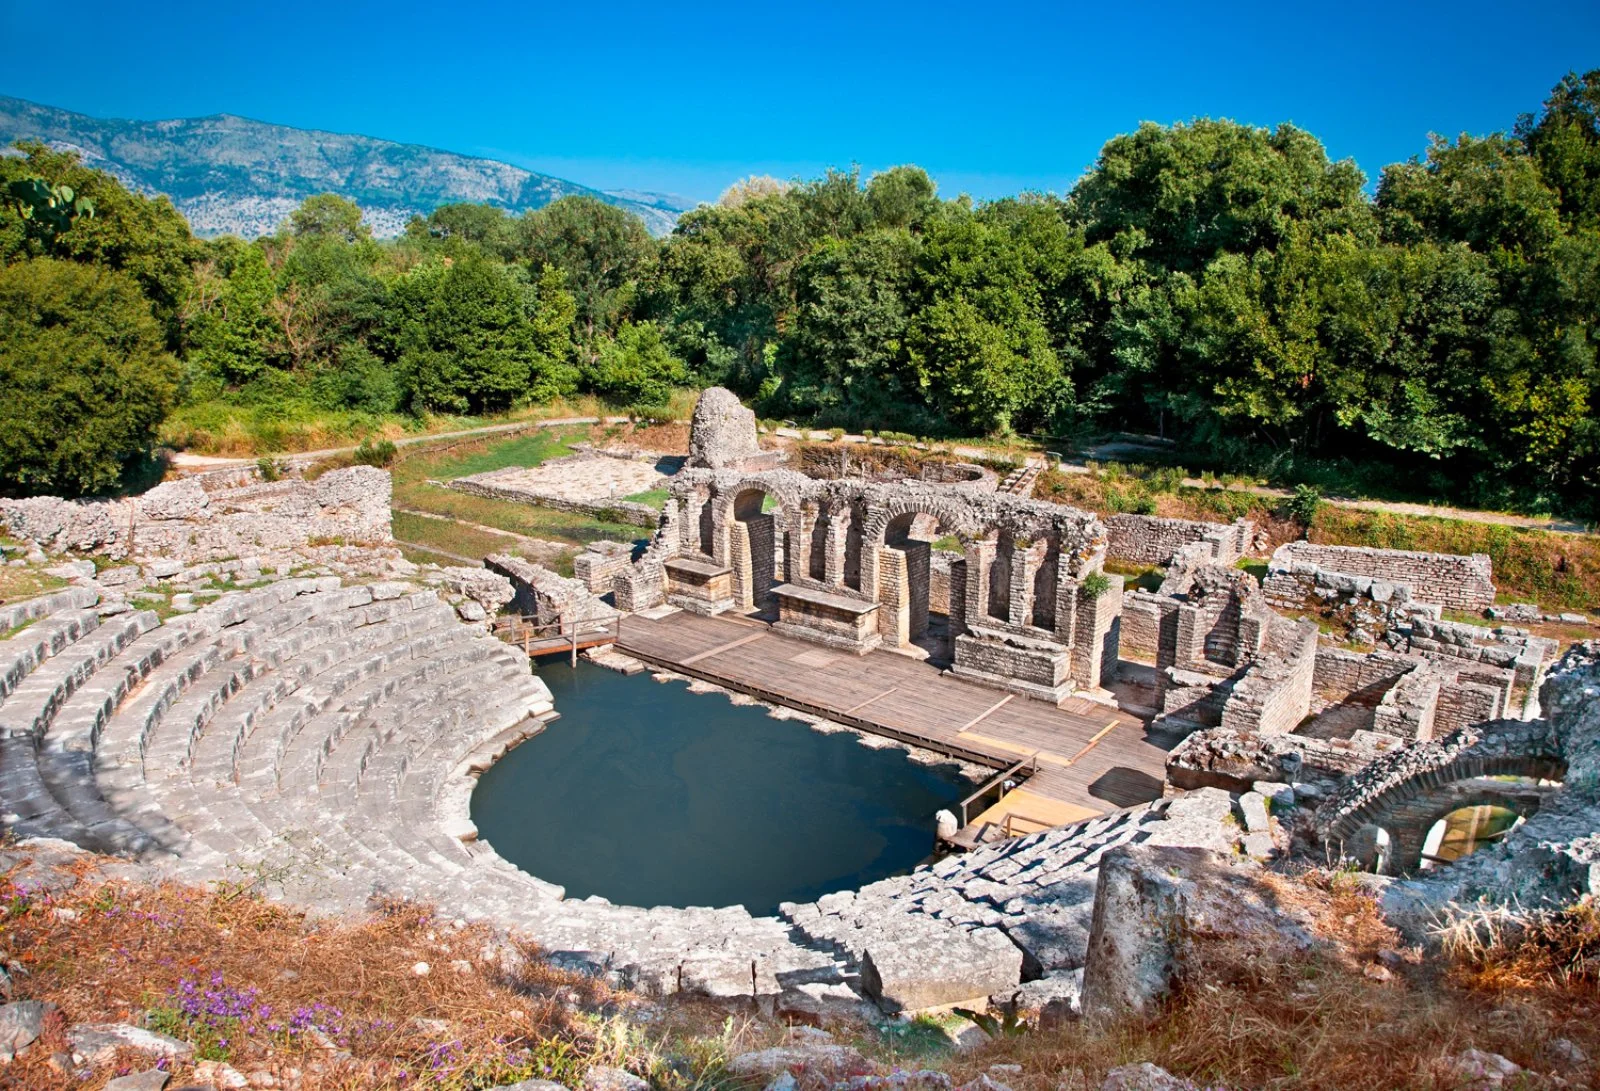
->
617, 610, 1181, 837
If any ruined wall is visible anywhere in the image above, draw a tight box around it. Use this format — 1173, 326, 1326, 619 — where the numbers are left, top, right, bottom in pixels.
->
1220, 619, 1319, 736
1312, 647, 1416, 705
1106, 514, 1252, 568
0, 466, 392, 564
1272, 541, 1494, 612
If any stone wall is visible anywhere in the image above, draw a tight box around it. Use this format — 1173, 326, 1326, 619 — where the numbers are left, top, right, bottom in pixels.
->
447, 470, 660, 527
0, 466, 392, 564
572, 541, 634, 594
485, 554, 619, 630
1118, 591, 1176, 664
1271, 541, 1495, 612
1106, 514, 1252, 568
1220, 619, 1318, 736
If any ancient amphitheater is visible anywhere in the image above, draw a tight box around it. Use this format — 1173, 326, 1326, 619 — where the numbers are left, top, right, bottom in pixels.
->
1, 388, 1596, 1022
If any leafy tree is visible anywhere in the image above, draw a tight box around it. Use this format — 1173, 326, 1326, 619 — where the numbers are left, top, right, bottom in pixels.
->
1071, 120, 1371, 273
183, 238, 282, 383
510, 196, 655, 344
1518, 69, 1600, 229
0, 257, 181, 495
586, 320, 687, 406
388, 256, 565, 413
0, 143, 196, 348
289, 194, 370, 243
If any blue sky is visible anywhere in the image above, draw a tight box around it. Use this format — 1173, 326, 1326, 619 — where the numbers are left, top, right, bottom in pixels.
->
2, 0, 1597, 203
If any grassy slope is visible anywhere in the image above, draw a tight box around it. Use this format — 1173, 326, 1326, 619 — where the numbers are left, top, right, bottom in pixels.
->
386, 428, 649, 575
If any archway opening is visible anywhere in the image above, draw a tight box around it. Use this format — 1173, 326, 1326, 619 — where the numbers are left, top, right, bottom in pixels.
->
731, 486, 783, 611
1419, 804, 1525, 870
881, 511, 967, 663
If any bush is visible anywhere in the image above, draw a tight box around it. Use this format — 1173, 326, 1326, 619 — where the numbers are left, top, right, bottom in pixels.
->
828, 427, 846, 442
256, 456, 282, 482
0, 257, 181, 495
353, 438, 397, 468
1081, 571, 1113, 597
1283, 483, 1324, 526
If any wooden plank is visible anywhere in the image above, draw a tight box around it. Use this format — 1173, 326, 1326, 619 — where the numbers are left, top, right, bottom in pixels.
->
843, 686, 899, 715
955, 694, 1014, 732
679, 631, 766, 666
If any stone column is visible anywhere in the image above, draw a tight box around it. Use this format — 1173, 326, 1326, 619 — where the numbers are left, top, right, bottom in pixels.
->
948, 557, 970, 638
730, 521, 755, 609
878, 546, 910, 646
966, 538, 996, 630
1008, 540, 1044, 629
1069, 572, 1124, 690
825, 508, 853, 587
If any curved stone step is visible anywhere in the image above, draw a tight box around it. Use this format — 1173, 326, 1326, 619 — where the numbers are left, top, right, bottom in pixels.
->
0, 611, 160, 739
0, 608, 100, 701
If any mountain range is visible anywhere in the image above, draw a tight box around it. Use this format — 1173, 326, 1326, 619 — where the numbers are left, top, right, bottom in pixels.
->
0, 95, 697, 238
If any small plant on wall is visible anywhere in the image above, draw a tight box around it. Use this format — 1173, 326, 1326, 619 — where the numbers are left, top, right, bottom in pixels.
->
1081, 571, 1113, 597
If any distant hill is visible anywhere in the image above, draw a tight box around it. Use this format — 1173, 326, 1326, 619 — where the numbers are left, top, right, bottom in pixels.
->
0, 95, 696, 238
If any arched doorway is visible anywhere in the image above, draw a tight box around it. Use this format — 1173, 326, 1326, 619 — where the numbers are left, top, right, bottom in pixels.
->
730, 486, 785, 611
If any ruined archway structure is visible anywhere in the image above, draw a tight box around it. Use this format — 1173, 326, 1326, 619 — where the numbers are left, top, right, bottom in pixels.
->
1318, 642, 1599, 913
616, 467, 1123, 702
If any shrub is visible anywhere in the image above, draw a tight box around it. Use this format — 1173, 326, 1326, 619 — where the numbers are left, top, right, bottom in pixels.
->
256, 456, 282, 482
0, 257, 181, 495
1081, 571, 1113, 597
353, 438, 398, 468
828, 427, 846, 442
1283, 483, 1324, 526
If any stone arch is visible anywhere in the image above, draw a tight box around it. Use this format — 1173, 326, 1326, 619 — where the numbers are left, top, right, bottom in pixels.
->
1319, 719, 1565, 876
712, 476, 800, 608
859, 495, 983, 648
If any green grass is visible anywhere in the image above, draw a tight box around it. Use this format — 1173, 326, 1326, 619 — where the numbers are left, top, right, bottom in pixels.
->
620, 487, 671, 510
0, 567, 67, 606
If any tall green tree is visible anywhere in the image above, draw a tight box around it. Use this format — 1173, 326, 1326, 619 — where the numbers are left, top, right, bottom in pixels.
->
0, 258, 181, 495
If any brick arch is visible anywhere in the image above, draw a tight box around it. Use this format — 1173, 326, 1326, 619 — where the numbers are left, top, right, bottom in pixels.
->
1318, 719, 1566, 873
858, 496, 983, 604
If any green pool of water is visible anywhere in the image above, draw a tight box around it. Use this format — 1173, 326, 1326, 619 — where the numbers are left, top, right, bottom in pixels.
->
470, 660, 971, 915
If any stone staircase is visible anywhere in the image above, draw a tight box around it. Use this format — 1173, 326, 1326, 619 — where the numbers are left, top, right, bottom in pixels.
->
0, 578, 851, 1008
996, 461, 1043, 497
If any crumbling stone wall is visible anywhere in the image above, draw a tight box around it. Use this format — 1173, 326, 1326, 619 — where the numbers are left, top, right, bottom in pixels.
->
486, 554, 619, 630
572, 541, 634, 594
1272, 541, 1495, 612
0, 466, 392, 564
1220, 618, 1318, 736
1106, 514, 1252, 568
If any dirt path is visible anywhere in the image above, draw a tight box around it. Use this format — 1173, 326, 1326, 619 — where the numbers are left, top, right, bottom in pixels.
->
391, 508, 575, 565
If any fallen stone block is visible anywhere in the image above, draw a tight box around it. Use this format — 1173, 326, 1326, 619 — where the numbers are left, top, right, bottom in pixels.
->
860, 922, 1023, 1013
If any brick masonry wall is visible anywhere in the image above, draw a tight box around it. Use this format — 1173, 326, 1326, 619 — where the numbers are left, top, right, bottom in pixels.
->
446, 477, 659, 527
1106, 514, 1252, 567
1221, 620, 1318, 736
1276, 541, 1494, 612
1312, 647, 1415, 704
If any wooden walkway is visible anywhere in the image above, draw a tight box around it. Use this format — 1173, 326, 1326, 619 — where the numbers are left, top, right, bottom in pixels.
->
618, 611, 1179, 834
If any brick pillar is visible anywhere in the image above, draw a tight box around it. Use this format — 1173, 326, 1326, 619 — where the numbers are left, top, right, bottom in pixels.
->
902, 540, 930, 639
1070, 573, 1124, 689
948, 558, 969, 638
1009, 542, 1042, 629
745, 514, 775, 604
878, 546, 910, 646
967, 539, 996, 629
730, 521, 755, 609
825, 508, 853, 586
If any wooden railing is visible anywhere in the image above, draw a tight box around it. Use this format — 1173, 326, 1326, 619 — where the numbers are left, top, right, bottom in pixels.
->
957, 752, 1040, 827
491, 614, 620, 665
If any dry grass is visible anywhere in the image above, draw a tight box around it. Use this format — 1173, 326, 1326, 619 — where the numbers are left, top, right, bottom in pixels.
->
940, 874, 1599, 1091
0, 566, 67, 610
0, 866, 625, 1091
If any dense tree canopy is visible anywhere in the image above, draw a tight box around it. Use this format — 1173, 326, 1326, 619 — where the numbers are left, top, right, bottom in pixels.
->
0, 257, 181, 494
1, 71, 1596, 515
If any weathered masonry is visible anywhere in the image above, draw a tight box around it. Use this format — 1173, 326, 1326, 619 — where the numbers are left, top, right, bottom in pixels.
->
615, 469, 1124, 703
1268, 541, 1496, 614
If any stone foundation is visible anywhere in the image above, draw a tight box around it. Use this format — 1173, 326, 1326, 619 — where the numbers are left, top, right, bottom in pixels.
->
1106, 514, 1252, 568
